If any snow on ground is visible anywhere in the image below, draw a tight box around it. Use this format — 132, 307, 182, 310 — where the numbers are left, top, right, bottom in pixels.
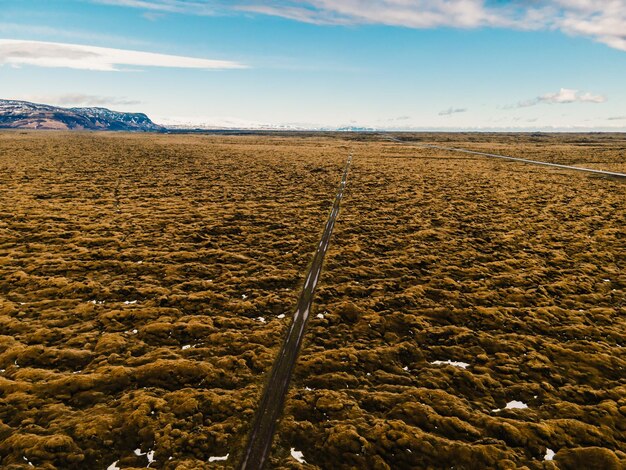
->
544, 448, 555, 461
316, 313, 324, 319
430, 360, 470, 369
182, 345, 191, 350
492, 400, 529, 412
290, 448, 306, 464
208, 454, 229, 462
505, 400, 528, 409
278, 314, 286, 319
133, 448, 156, 467
106, 461, 120, 470
257, 317, 266, 323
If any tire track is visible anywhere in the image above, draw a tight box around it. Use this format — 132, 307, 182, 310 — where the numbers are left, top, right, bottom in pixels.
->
385, 136, 626, 181
237, 153, 353, 470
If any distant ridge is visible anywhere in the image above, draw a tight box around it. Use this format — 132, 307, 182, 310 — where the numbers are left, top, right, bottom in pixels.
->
0, 99, 164, 131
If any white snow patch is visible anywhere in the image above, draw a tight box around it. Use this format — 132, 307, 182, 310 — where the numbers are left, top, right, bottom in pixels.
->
603, 279, 611, 282
23, 456, 34, 467
544, 448, 555, 461
132, 329, 138, 334
304, 386, 313, 391
277, 314, 286, 319
505, 400, 528, 409
137, 261, 143, 264
124, 300, 137, 305
208, 454, 229, 462
242, 294, 248, 299
316, 313, 324, 319
134, 448, 156, 466
403, 366, 409, 371
182, 345, 191, 350
257, 317, 266, 323
106, 461, 120, 470
431, 360, 469, 369
493, 400, 528, 412
290, 448, 306, 464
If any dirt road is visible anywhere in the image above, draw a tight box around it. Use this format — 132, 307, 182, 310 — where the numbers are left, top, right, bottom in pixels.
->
386, 135, 626, 180
238, 154, 353, 470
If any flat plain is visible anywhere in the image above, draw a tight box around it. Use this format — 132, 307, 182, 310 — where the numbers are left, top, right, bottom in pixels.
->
0, 132, 624, 469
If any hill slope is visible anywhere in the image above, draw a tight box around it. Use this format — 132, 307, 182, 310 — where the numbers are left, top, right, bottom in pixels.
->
0, 99, 164, 131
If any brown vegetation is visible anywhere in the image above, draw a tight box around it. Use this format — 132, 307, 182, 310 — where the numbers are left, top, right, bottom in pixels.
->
0, 131, 624, 469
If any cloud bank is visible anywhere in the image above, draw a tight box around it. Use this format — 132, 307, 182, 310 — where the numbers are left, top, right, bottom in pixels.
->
0, 39, 246, 71
20, 94, 141, 107
95, 1, 626, 52
513, 88, 606, 108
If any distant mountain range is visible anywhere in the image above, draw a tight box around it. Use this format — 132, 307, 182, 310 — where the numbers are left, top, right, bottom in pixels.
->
0, 99, 164, 131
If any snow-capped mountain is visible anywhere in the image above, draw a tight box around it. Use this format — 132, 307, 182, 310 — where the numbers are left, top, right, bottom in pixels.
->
0, 99, 164, 131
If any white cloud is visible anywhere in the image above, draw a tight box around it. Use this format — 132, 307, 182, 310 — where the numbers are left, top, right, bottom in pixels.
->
241, 0, 526, 29
555, 0, 626, 51
512, 88, 607, 108
540, 88, 606, 104
0, 40, 247, 71
439, 107, 467, 116
91, 1, 626, 52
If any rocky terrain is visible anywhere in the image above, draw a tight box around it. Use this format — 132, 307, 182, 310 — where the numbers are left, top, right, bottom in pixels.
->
0, 132, 624, 469
0, 100, 164, 131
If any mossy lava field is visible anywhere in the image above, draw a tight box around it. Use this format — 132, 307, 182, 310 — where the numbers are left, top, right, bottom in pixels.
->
0, 132, 625, 470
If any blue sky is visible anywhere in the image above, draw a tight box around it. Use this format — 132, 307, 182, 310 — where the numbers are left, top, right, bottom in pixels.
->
1, 0, 625, 130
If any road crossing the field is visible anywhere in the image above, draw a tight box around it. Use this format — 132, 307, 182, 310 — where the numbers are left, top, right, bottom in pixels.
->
238, 153, 352, 470
385, 135, 626, 181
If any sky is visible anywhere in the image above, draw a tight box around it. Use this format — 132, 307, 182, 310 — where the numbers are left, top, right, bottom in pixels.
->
1, 0, 626, 130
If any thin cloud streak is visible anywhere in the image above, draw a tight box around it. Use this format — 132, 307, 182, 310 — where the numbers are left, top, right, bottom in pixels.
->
439, 107, 467, 116
0, 22, 149, 47
93, 0, 218, 14
0, 40, 247, 71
